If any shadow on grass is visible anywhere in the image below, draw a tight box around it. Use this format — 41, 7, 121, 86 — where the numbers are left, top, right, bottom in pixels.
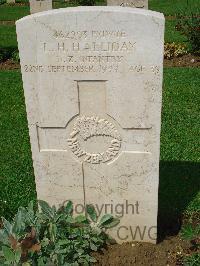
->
158, 160, 200, 242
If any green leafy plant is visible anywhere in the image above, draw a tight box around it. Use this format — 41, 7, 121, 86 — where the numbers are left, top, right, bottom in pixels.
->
0, 0, 6, 5
176, 12, 200, 54
0, 48, 15, 62
181, 224, 200, 241
183, 253, 200, 266
11, 51, 20, 63
0, 48, 19, 63
181, 224, 200, 266
77, 0, 95, 6
0, 200, 119, 265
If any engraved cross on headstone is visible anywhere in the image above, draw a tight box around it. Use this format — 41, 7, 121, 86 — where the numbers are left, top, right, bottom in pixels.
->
37, 80, 152, 220
38, 81, 151, 166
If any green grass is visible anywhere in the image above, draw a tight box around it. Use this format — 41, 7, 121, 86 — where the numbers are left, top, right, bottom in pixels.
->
161, 68, 200, 162
165, 20, 187, 43
149, 0, 200, 16
159, 67, 200, 228
0, 68, 199, 222
0, 70, 37, 219
0, 25, 17, 49
0, 4, 29, 21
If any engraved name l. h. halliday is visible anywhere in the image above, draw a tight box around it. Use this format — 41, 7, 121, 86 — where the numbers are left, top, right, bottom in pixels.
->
67, 116, 122, 164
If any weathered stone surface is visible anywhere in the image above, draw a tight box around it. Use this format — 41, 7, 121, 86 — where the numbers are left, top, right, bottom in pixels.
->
16, 7, 164, 243
29, 0, 52, 14
107, 0, 148, 9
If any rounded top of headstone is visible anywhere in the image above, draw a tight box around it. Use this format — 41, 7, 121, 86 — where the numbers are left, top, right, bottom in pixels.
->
16, 6, 164, 25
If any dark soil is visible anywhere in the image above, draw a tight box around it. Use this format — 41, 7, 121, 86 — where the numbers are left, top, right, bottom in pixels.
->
94, 214, 200, 266
164, 54, 200, 67
94, 236, 192, 266
0, 20, 15, 25
5, 3, 29, 6
0, 59, 20, 70
165, 15, 200, 20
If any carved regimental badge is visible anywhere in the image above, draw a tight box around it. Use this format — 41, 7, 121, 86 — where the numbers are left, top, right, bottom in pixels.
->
67, 116, 122, 164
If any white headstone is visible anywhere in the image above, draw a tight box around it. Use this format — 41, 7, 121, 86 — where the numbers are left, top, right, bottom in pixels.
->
107, 0, 148, 9
16, 7, 164, 243
29, 0, 52, 14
